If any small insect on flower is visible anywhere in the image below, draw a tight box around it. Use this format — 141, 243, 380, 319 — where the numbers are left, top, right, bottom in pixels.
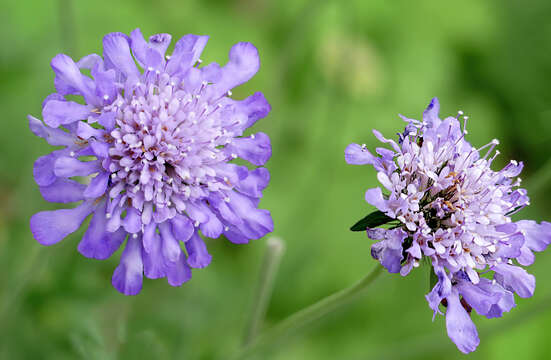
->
29, 29, 273, 295
346, 98, 551, 353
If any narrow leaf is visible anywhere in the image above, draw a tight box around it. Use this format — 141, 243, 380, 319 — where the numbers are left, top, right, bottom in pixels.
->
350, 211, 394, 232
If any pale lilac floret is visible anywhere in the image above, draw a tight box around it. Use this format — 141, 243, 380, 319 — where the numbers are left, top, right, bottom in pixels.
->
346, 98, 551, 353
29, 29, 273, 295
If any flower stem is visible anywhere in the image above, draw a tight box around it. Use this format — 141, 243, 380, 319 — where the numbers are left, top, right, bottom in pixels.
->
232, 264, 384, 360
58, 0, 77, 55
526, 156, 551, 195
243, 237, 286, 345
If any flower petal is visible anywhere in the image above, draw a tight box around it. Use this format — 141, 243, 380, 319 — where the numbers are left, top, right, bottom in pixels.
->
158, 221, 181, 263
34, 151, 64, 186
112, 236, 144, 295
28, 115, 75, 146
50, 54, 96, 103
42, 100, 91, 128
170, 214, 195, 242
78, 201, 126, 259
122, 207, 142, 234
39, 178, 86, 203
493, 263, 535, 298
210, 42, 259, 96
345, 143, 378, 165
445, 290, 480, 354
224, 191, 273, 242
30, 200, 95, 246
475, 279, 516, 318
199, 210, 223, 238
103, 32, 140, 78
232, 92, 271, 129
83, 172, 110, 198
166, 252, 192, 286
54, 157, 101, 178
141, 221, 156, 253
425, 264, 452, 316
371, 229, 406, 273
517, 220, 551, 252
166, 34, 208, 75
129, 28, 163, 69
364, 187, 389, 213
422, 97, 441, 128
142, 232, 166, 279
148, 33, 172, 57
235, 167, 270, 198
185, 232, 212, 268
456, 279, 501, 317
226, 132, 271, 166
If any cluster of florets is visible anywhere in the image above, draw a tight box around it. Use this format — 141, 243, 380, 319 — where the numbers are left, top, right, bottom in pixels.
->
345, 98, 551, 353
30, 29, 273, 295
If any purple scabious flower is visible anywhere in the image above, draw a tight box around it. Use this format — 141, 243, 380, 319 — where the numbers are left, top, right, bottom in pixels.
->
29, 29, 273, 295
346, 98, 551, 353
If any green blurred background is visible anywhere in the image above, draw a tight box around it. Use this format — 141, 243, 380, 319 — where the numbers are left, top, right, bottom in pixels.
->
1, 0, 551, 359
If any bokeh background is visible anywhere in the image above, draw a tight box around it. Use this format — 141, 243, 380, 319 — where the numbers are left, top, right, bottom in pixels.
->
1, 0, 551, 359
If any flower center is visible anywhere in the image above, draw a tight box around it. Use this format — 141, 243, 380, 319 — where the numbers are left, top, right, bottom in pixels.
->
102, 71, 234, 208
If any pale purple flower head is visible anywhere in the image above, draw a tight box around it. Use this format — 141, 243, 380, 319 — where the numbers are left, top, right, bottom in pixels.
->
29, 29, 273, 295
346, 98, 551, 353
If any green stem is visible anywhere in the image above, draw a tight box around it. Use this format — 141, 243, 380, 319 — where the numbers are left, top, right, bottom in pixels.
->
525, 156, 551, 195
232, 265, 384, 360
243, 237, 286, 345
58, 0, 77, 55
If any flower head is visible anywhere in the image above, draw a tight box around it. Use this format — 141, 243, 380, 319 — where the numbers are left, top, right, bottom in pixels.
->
346, 98, 551, 353
30, 29, 273, 295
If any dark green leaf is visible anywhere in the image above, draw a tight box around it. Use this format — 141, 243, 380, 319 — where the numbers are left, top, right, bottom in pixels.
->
350, 211, 394, 232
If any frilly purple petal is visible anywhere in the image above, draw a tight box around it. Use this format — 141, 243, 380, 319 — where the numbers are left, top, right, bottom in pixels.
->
445, 290, 480, 354
112, 236, 144, 295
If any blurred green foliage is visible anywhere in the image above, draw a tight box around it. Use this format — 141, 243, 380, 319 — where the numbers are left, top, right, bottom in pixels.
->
1, 0, 551, 359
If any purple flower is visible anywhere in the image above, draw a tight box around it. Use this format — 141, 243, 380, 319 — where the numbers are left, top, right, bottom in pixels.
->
346, 98, 551, 353
29, 29, 273, 295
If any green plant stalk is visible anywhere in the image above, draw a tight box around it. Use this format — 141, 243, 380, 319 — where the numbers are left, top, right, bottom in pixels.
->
58, 0, 77, 55
232, 265, 384, 360
526, 156, 551, 195
243, 237, 286, 345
